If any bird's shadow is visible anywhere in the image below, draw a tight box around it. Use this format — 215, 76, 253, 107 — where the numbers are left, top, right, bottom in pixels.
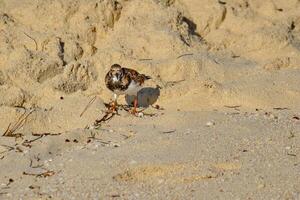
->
125, 86, 160, 107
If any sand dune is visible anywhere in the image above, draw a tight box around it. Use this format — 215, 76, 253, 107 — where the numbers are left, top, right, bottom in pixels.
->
0, 0, 300, 199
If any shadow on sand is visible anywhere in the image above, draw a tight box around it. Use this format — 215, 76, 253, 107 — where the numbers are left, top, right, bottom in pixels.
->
125, 86, 160, 107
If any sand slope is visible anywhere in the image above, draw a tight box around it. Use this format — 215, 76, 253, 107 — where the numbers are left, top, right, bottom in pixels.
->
0, 0, 300, 199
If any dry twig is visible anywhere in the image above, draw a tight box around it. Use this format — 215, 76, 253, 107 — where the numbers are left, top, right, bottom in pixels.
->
162, 129, 176, 134
22, 132, 61, 148
273, 107, 289, 110
32, 133, 61, 137
0, 145, 14, 154
22, 135, 43, 148
177, 53, 193, 59
94, 111, 116, 126
224, 105, 241, 109
23, 170, 56, 178
23, 32, 38, 51
80, 96, 97, 117
139, 58, 153, 61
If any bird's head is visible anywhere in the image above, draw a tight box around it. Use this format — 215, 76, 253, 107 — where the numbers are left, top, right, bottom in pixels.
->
110, 64, 123, 82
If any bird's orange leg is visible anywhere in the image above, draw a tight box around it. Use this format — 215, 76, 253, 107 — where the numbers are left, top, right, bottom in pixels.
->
109, 101, 117, 112
130, 96, 138, 115
109, 94, 119, 112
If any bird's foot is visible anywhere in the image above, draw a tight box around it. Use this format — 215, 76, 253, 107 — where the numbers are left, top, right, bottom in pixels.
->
129, 108, 138, 116
108, 101, 119, 114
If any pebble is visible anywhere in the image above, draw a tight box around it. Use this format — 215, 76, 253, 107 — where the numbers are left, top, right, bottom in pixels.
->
112, 143, 120, 147
138, 112, 144, 118
206, 121, 215, 127
257, 183, 266, 189
129, 160, 137, 165
269, 114, 277, 119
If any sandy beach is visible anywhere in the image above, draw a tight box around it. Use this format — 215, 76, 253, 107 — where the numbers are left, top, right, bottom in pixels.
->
0, 0, 300, 199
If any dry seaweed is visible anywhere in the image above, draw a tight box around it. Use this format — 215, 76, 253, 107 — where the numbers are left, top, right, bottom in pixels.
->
22, 132, 62, 148
32, 133, 62, 137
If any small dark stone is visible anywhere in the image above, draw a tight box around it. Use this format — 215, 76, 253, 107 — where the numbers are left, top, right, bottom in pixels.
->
293, 116, 300, 120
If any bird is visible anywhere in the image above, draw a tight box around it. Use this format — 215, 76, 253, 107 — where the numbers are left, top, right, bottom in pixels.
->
105, 64, 151, 114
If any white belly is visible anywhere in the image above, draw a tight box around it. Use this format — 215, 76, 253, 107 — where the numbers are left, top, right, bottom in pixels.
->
115, 81, 141, 96
126, 81, 142, 95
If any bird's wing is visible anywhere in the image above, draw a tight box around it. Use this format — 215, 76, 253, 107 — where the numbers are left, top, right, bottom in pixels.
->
105, 71, 111, 87
123, 68, 151, 85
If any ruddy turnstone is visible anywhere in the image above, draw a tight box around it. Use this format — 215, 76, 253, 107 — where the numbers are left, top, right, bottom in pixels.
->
105, 64, 151, 114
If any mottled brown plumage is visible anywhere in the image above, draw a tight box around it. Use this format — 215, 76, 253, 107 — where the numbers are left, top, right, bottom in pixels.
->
105, 64, 151, 114
105, 64, 150, 94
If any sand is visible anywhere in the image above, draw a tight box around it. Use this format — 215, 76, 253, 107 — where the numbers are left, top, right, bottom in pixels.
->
0, 0, 300, 199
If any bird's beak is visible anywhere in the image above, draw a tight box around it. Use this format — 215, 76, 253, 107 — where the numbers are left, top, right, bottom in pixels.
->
117, 73, 122, 81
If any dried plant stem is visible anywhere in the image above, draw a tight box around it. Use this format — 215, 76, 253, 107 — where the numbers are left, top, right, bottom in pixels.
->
3, 109, 35, 137
23, 32, 38, 51
80, 96, 97, 117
